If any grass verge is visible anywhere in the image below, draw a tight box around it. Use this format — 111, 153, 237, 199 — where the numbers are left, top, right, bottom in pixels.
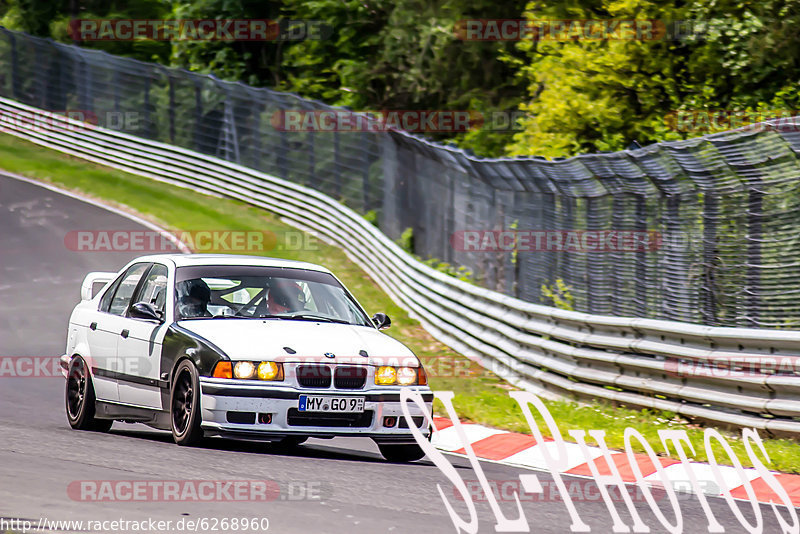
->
2, 132, 799, 473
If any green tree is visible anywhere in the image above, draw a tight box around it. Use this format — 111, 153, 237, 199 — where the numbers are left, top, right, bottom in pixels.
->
508, 0, 800, 158
1, 0, 171, 62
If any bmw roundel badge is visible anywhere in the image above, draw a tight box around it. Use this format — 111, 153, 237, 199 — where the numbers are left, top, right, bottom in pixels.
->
324, 352, 335, 359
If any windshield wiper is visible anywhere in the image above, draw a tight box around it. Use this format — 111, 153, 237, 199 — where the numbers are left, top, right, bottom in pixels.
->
293, 314, 351, 324
258, 313, 351, 324
181, 315, 251, 320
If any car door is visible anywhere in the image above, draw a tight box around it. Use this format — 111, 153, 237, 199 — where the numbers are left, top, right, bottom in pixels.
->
116, 263, 169, 409
88, 262, 151, 402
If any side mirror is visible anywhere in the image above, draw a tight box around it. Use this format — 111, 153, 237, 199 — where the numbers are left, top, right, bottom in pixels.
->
130, 302, 163, 322
372, 312, 391, 330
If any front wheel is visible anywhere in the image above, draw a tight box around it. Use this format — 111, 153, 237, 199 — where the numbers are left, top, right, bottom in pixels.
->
170, 360, 204, 446
65, 356, 113, 432
378, 443, 426, 463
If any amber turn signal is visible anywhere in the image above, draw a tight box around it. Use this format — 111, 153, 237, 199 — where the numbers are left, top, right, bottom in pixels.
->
212, 361, 233, 379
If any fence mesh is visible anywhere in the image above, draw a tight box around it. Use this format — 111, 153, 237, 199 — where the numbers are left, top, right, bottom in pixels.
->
3, 27, 800, 328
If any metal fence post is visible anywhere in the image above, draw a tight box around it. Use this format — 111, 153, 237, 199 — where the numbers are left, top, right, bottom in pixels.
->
333, 131, 342, 199
9, 33, 19, 100
635, 195, 648, 317
168, 72, 175, 143
303, 130, 315, 186
746, 185, 763, 326
143, 75, 151, 138
702, 194, 719, 325
193, 80, 203, 153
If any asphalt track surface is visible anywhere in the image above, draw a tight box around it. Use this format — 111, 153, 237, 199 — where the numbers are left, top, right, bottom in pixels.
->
0, 170, 790, 533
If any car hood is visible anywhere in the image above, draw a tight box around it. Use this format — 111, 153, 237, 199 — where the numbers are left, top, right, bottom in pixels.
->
176, 319, 418, 366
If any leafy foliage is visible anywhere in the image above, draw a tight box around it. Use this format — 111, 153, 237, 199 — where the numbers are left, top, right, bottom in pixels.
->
7, 1, 800, 157
507, 0, 800, 157
541, 278, 574, 310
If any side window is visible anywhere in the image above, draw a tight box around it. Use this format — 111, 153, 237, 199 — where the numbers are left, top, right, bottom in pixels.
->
131, 264, 169, 318
99, 276, 123, 313
108, 263, 150, 316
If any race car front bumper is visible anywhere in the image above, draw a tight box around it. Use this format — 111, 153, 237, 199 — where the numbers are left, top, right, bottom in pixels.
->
198, 378, 433, 443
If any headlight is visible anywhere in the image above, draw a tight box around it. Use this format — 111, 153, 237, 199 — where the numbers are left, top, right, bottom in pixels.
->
220, 361, 283, 381
375, 366, 397, 385
257, 361, 281, 381
234, 361, 256, 379
374, 366, 422, 385
396, 367, 417, 386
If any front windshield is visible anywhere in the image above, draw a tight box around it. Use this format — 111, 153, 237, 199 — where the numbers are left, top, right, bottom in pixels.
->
174, 265, 372, 327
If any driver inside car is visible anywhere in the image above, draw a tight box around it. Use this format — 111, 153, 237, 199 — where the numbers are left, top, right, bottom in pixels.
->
267, 280, 306, 314
176, 278, 213, 318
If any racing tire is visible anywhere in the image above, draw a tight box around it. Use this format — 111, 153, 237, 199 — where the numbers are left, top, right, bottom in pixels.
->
170, 360, 204, 446
378, 443, 426, 463
65, 356, 113, 432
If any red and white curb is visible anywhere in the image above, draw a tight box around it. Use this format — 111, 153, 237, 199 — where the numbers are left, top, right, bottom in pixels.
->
431, 417, 800, 507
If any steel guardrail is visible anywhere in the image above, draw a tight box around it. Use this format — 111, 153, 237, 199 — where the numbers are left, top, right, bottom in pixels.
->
3, 97, 799, 435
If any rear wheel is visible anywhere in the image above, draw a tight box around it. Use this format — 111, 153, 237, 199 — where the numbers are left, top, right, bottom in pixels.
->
378, 443, 426, 463
65, 356, 113, 432
170, 360, 204, 446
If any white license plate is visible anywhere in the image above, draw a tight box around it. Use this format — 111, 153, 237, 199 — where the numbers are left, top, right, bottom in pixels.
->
298, 395, 365, 413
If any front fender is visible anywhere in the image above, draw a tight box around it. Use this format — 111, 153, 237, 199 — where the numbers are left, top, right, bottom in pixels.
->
160, 323, 230, 411
162, 323, 229, 380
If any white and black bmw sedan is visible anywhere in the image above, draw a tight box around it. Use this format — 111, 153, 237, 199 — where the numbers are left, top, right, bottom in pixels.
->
61, 254, 433, 462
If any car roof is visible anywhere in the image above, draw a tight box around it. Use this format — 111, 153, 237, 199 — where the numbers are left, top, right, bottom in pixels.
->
132, 254, 333, 274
